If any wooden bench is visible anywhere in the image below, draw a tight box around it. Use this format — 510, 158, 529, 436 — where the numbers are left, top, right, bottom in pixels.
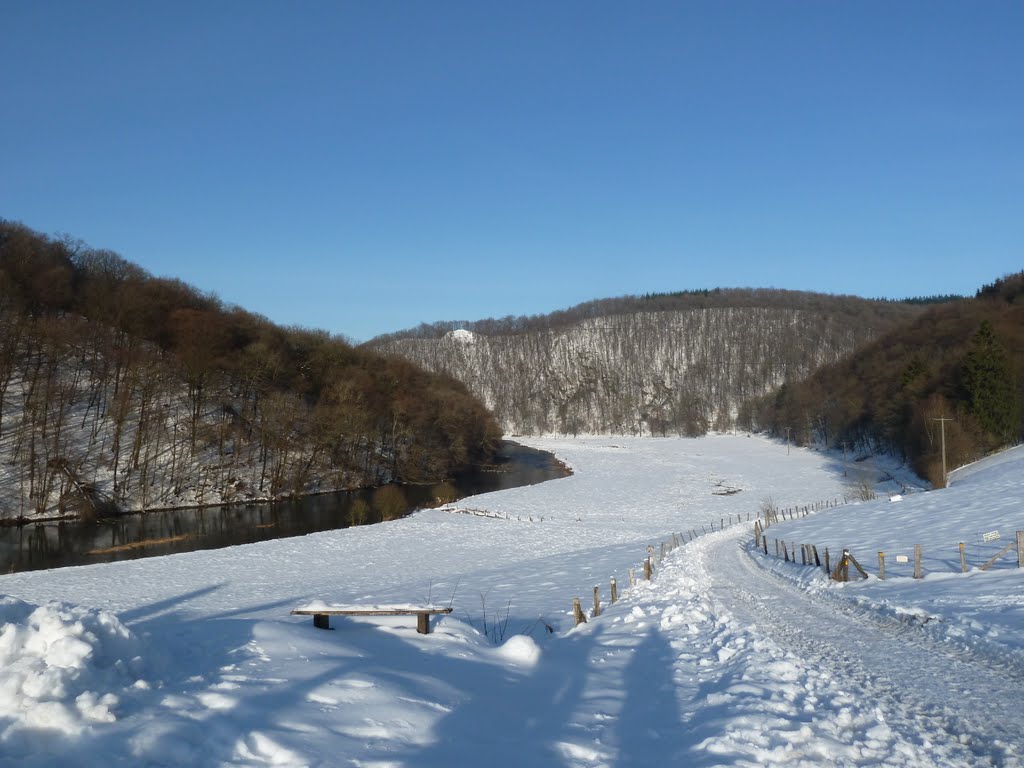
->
290, 605, 453, 634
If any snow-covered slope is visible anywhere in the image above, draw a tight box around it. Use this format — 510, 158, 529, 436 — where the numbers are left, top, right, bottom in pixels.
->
372, 303, 900, 436
0, 436, 1021, 766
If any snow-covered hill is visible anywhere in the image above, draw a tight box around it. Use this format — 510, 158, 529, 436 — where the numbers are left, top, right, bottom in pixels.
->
370, 297, 917, 436
0, 436, 1021, 766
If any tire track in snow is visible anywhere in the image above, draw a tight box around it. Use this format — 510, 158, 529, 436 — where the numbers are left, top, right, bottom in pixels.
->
689, 529, 1023, 767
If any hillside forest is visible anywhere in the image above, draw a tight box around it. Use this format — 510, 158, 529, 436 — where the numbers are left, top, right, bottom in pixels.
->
741, 273, 1024, 486
0, 221, 501, 522
369, 291, 927, 437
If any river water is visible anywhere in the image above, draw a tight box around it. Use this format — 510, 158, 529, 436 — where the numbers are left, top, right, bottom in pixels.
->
0, 440, 567, 574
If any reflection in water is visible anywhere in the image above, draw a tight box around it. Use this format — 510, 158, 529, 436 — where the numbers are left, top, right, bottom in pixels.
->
0, 441, 567, 574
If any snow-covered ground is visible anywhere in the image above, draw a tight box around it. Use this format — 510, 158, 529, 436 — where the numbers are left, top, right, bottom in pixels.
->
0, 435, 1021, 766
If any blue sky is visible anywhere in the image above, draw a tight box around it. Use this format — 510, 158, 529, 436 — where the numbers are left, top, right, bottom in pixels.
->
2, 2, 1021, 341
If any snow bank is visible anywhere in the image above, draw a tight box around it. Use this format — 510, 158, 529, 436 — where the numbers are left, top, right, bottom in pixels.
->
0, 596, 144, 750
493, 634, 541, 667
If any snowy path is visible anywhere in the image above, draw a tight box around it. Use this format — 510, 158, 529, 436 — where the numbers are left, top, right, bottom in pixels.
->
414, 524, 1024, 767
528, 526, 1023, 768
688, 530, 1024, 766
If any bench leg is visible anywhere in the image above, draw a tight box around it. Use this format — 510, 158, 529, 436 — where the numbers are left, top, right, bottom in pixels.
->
417, 613, 429, 634
313, 614, 331, 630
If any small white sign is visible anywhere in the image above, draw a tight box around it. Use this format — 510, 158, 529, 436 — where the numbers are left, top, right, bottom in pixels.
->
895, 554, 910, 564
983, 531, 1001, 542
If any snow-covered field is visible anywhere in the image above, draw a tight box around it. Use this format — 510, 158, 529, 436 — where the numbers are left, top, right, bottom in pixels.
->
0, 435, 1021, 766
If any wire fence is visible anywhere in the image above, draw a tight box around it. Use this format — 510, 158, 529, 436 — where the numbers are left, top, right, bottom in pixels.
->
570, 511, 758, 626
755, 518, 1024, 581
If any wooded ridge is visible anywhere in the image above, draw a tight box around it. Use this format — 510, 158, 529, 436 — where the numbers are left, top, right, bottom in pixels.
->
367, 290, 930, 437
0, 220, 501, 521
740, 272, 1024, 486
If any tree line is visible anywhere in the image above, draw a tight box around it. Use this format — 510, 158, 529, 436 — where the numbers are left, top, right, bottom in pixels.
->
739, 272, 1024, 485
370, 287, 931, 344
369, 291, 925, 437
0, 220, 500, 521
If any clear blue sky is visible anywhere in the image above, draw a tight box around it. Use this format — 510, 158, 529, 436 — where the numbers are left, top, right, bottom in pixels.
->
2, 2, 1021, 341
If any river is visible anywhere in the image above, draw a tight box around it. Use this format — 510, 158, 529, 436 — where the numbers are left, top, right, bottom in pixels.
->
0, 440, 567, 574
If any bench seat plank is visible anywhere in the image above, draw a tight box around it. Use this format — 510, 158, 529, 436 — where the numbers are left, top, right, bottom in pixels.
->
291, 606, 453, 634
291, 608, 452, 617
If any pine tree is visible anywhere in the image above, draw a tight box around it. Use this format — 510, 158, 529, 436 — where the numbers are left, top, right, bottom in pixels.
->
961, 320, 1018, 444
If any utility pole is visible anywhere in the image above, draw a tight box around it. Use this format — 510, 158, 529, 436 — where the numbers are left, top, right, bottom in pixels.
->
932, 417, 953, 487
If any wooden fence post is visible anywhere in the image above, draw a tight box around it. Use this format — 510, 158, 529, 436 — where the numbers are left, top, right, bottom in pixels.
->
959, 542, 967, 574
914, 544, 923, 579
824, 547, 830, 575
644, 557, 652, 581
981, 540, 1017, 571
573, 598, 587, 626
832, 550, 849, 582
610, 578, 618, 604
592, 586, 601, 618
812, 545, 821, 567
878, 551, 885, 580
660, 542, 667, 562
629, 568, 636, 587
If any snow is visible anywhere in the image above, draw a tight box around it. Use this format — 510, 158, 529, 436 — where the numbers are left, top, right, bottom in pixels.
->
763, 442, 1024, 669
0, 435, 1021, 766
445, 328, 475, 343
0, 597, 143, 752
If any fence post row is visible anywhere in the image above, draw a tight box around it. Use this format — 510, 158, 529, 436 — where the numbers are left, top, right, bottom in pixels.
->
578, 514, 1018, 629
757, 517, 1024, 581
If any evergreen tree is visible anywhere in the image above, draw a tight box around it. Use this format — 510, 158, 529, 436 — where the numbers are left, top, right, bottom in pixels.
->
961, 320, 1018, 444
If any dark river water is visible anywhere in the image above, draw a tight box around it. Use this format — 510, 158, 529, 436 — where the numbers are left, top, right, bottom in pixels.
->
0, 440, 567, 574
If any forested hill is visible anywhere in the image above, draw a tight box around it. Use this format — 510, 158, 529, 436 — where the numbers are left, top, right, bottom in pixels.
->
0, 220, 500, 521
741, 273, 1024, 486
367, 289, 930, 436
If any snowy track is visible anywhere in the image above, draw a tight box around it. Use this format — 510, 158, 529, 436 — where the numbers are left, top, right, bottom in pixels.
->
676, 529, 1024, 766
